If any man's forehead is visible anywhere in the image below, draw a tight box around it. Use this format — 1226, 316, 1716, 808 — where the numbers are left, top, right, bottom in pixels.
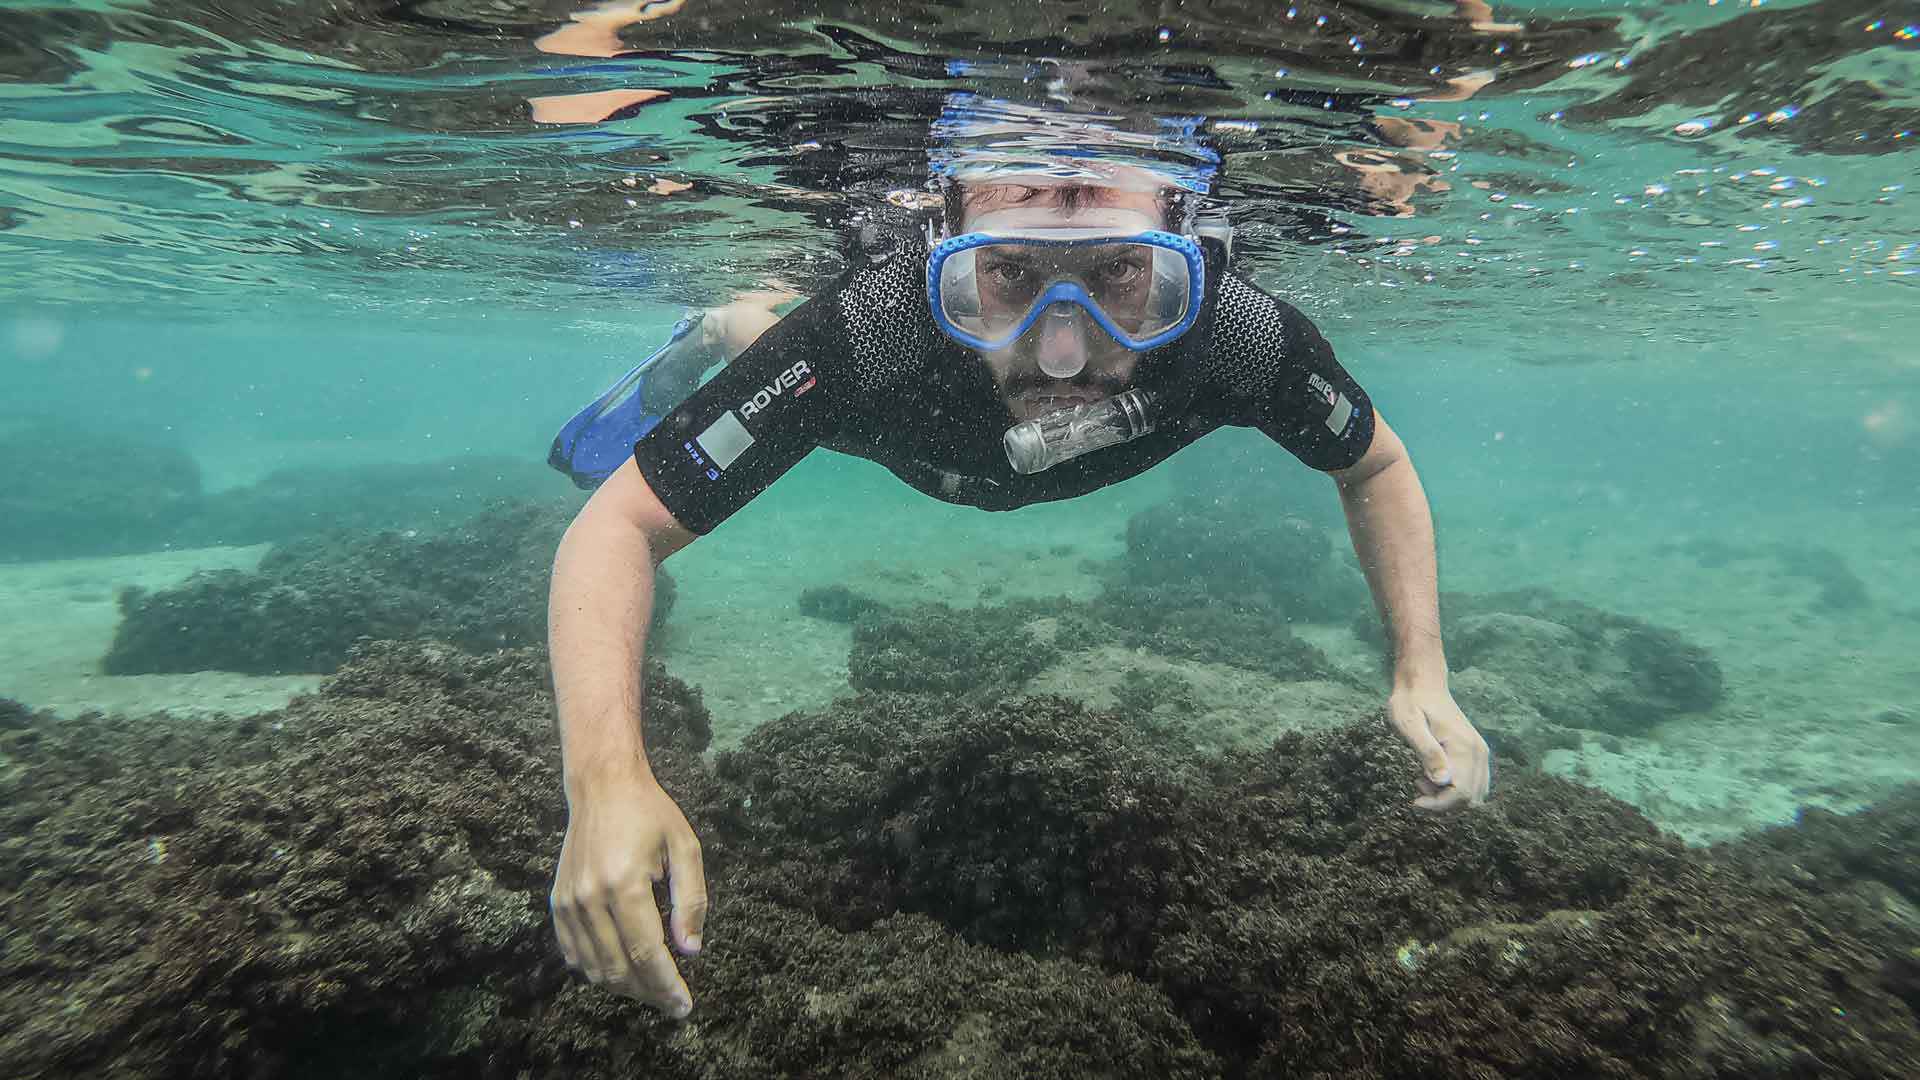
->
958, 179, 1166, 210
957, 181, 1169, 233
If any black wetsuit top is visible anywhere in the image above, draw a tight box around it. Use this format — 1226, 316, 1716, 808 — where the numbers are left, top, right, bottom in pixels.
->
633, 239, 1375, 534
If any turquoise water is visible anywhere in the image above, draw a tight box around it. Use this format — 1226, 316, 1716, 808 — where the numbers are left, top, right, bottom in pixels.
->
2, 1, 1918, 1075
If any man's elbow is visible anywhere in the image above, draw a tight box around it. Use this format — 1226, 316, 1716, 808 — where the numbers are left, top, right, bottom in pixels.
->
1332, 414, 1408, 491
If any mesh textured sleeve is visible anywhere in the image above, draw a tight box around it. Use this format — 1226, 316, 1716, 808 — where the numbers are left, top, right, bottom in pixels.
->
1201, 273, 1377, 471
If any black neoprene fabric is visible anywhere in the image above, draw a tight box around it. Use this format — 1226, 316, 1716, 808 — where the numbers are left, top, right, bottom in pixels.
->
633, 241, 1375, 534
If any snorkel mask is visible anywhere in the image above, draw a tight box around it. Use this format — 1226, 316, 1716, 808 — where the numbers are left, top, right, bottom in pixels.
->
923, 93, 1229, 472
926, 223, 1206, 367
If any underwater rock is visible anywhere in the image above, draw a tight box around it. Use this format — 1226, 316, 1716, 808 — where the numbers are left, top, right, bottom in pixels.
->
846, 602, 1059, 697
4, 638, 1918, 1077
714, 692, 1920, 1077
0, 416, 205, 562
101, 499, 673, 675
1357, 588, 1725, 738
1118, 495, 1368, 622
797, 582, 894, 624
845, 591, 1344, 703
1086, 582, 1345, 682
0, 643, 1214, 1080
1666, 537, 1872, 614
0, 427, 561, 563
1445, 589, 1724, 737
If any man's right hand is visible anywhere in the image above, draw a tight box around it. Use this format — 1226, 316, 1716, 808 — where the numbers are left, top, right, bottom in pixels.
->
550, 779, 708, 1018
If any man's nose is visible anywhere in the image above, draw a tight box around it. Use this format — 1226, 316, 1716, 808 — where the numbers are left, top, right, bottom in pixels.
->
1035, 302, 1090, 379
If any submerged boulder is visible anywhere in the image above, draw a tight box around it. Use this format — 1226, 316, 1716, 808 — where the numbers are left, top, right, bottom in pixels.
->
1444, 589, 1724, 736
1118, 495, 1368, 623
101, 499, 673, 676
1356, 588, 1726, 738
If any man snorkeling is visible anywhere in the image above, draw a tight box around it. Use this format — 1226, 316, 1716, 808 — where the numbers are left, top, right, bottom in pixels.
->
545, 100, 1491, 1019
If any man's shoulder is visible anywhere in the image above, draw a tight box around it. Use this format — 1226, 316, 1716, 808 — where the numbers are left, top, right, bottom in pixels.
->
1202, 272, 1332, 377
823, 249, 944, 389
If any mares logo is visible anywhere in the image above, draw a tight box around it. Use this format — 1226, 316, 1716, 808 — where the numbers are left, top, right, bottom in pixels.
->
1306, 372, 1338, 408
739, 361, 815, 419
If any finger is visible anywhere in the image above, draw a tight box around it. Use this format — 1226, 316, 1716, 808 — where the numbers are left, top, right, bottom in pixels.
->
578, 899, 644, 994
1388, 709, 1452, 785
1415, 775, 1445, 798
667, 834, 710, 955
551, 899, 585, 971
610, 892, 693, 1018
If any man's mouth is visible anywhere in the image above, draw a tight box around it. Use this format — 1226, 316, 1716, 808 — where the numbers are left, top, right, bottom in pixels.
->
1020, 387, 1098, 412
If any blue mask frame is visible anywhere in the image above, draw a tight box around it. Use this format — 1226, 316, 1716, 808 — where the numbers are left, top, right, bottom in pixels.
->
925, 229, 1206, 353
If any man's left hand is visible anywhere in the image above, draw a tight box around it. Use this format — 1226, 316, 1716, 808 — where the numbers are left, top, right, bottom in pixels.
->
1386, 685, 1491, 812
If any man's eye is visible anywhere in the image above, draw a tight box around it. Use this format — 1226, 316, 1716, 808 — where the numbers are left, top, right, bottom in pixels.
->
985, 262, 1032, 284
1100, 258, 1146, 284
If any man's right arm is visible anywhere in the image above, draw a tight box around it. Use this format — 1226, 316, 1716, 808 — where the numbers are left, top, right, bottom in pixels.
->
548, 458, 708, 1017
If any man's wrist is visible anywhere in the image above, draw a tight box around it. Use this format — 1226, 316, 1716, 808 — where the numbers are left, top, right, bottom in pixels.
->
1390, 655, 1449, 692
562, 753, 656, 806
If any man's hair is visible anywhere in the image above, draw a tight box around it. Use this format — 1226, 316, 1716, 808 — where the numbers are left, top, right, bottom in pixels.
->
941, 181, 1193, 235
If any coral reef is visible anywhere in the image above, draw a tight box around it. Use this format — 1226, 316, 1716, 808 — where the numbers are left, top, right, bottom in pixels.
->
101, 500, 672, 676
6, 642, 1915, 1077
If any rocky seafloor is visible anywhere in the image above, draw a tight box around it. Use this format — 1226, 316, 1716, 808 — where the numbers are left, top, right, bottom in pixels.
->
5, 489, 1910, 1076
2, 631, 1916, 1078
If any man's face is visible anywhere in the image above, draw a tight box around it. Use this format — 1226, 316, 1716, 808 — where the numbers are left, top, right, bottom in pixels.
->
954, 183, 1169, 422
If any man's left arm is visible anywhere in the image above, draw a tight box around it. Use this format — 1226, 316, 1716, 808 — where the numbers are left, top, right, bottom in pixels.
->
1330, 414, 1491, 811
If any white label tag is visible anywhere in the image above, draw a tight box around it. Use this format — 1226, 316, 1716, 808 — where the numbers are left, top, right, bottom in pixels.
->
695, 411, 755, 470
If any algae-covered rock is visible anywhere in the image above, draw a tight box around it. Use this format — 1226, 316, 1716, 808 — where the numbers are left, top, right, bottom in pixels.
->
0, 644, 1215, 1080
1118, 495, 1367, 622
1356, 587, 1726, 737
847, 602, 1058, 696
797, 583, 894, 624
173, 456, 561, 549
1443, 589, 1724, 736
2, 638, 1915, 1078
711, 692, 1920, 1078
843, 589, 1343, 704
101, 499, 673, 675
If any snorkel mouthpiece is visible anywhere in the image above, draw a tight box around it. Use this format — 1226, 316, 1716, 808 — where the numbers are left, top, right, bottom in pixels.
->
1004, 387, 1158, 474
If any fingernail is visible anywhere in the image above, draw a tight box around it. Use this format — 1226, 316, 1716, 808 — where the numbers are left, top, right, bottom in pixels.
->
672, 996, 692, 1019
1430, 769, 1453, 785
686, 934, 703, 953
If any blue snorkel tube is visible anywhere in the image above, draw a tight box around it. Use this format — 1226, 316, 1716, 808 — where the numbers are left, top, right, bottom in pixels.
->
547, 312, 705, 489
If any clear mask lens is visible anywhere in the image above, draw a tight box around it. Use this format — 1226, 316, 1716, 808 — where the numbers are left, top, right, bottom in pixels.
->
936, 239, 1194, 350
